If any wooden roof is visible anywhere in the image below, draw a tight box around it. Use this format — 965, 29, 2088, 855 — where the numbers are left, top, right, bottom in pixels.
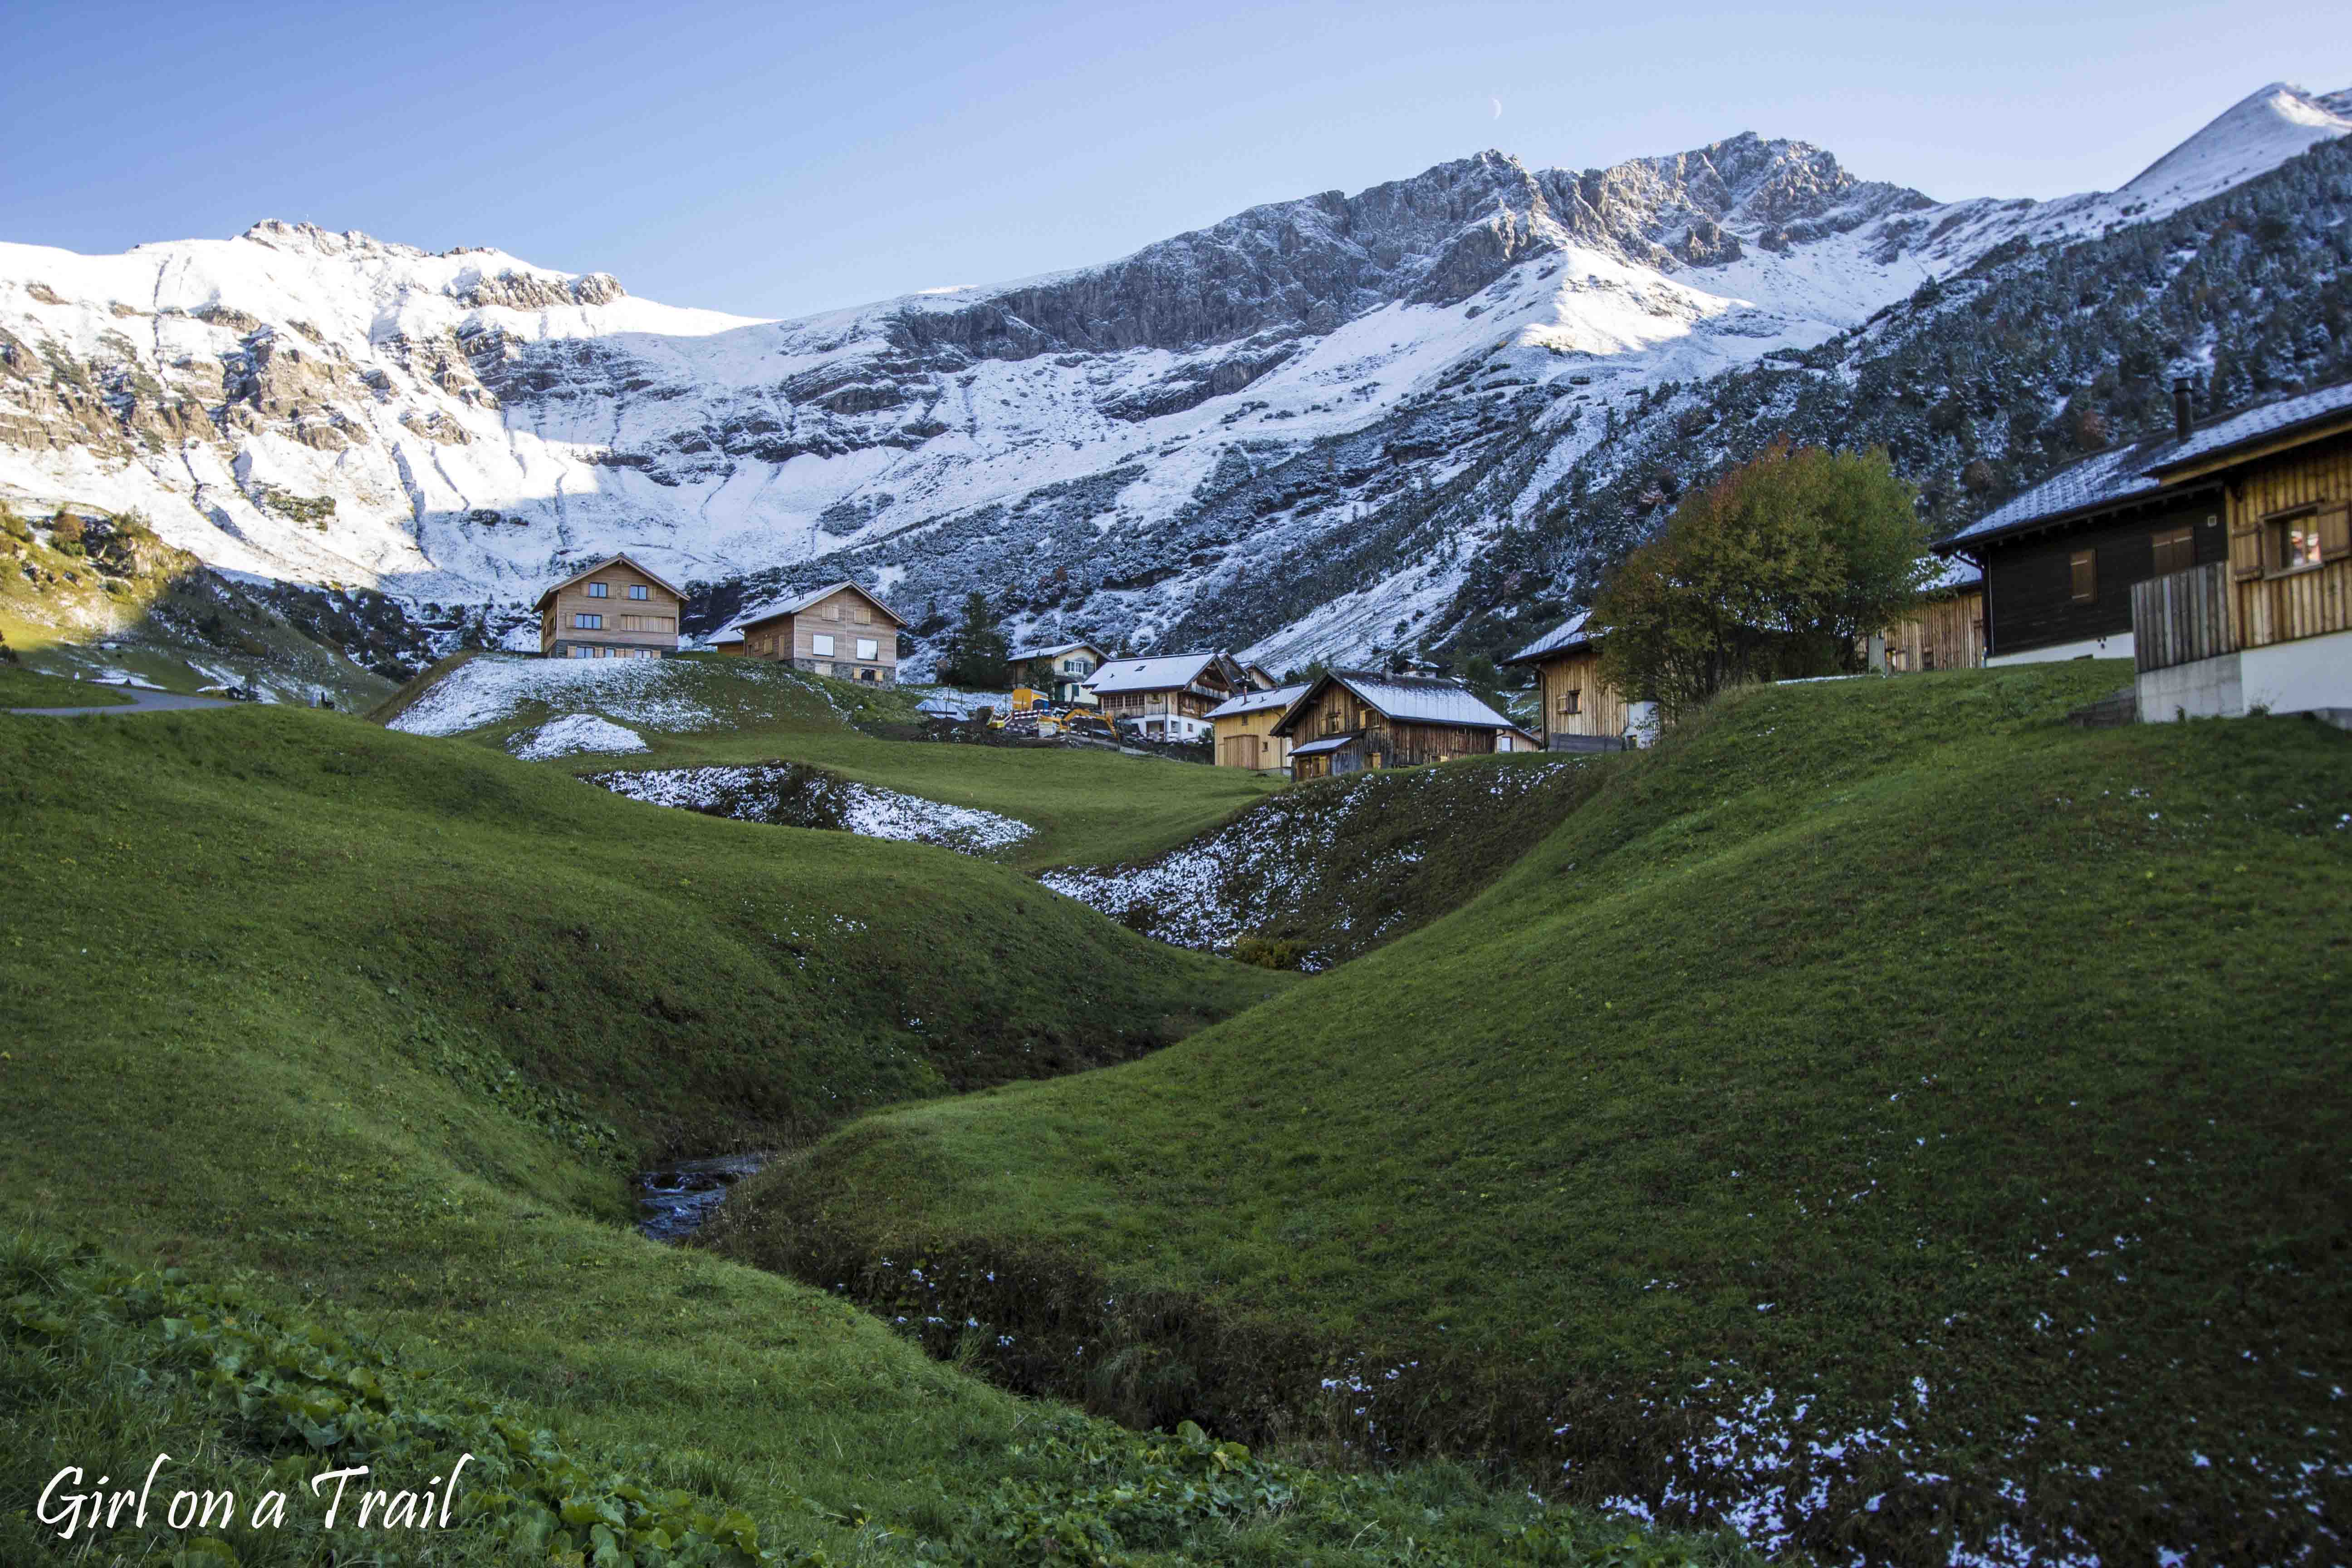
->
530, 552, 686, 612
736, 579, 906, 632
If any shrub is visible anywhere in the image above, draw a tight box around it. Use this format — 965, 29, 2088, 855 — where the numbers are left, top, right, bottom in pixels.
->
1593, 442, 1929, 720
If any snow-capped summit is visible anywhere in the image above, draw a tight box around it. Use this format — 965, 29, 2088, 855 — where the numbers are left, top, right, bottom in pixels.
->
0, 79, 2346, 676
2115, 82, 2352, 212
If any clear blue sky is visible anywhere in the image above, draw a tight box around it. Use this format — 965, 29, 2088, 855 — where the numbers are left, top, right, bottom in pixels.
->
5, 1, 2346, 320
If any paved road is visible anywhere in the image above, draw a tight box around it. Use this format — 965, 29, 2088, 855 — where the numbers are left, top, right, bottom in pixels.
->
6, 685, 237, 717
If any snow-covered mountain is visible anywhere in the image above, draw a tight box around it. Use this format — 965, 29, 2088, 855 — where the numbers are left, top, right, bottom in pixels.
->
2, 80, 2345, 673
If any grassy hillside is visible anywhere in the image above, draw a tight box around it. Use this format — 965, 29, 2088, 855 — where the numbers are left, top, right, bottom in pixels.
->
0, 704, 1749, 1564
713, 663, 2352, 1564
0, 664, 132, 706
380, 652, 1284, 871
1042, 754, 1610, 969
3, 505, 406, 706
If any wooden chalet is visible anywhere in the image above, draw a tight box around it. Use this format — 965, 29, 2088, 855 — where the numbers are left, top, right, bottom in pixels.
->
1502, 612, 1632, 752
2127, 380, 2352, 720
534, 554, 683, 659
1206, 682, 1309, 770
1008, 641, 1109, 706
1270, 670, 1531, 779
734, 581, 905, 685
1936, 381, 2230, 665
1083, 652, 1240, 741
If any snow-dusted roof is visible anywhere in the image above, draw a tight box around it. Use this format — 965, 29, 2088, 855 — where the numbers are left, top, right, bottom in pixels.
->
2148, 377, 2352, 475
1206, 683, 1309, 720
1504, 610, 1596, 665
708, 626, 745, 644
1943, 378, 2352, 550
530, 552, 686, 611
1338, 671, 1519, 729
1085, 652, 1220, 694
1009, 640, 1108, 662
1921, 556, 1982, 593
1289, 734, 1358, 757
1276, 670, 1519, 733
738, 579, 906, 629
1941, 442, 2174, 547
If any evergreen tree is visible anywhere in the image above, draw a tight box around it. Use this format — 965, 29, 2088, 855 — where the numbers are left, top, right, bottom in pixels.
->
936, 591, 1011, 688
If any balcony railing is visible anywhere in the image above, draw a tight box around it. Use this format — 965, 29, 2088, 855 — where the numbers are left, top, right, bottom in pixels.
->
2132, 561, 2235, 673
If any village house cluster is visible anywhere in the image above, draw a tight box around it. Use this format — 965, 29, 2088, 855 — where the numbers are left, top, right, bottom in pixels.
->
530, 376, 2348, 769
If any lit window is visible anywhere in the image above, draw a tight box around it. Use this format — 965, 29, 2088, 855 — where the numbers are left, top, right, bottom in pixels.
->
628, 583, 649, 600
813, 633, 835, 656
2269, 512, 2323, 573
856, 638, 879, 660
2068, 550, 2096, 604
586, 582, 609, 598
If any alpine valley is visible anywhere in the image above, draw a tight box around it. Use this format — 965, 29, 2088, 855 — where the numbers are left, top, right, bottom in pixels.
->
3, 81, 2349, 684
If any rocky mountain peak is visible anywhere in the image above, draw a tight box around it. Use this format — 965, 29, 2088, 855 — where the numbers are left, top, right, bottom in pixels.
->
239, 219, 429, 262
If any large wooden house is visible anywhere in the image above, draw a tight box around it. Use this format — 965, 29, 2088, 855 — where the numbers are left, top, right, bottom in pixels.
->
535, 554, 684, 659
1936, 382, 2230, 664
1207, 682, 1309, 770
733, 581, 904, 685
1008, 641, 1109, 706
1270, 670, 1533, 779
1083, 652, 1239, 741
1502, 612, 1631, 752
2126, 382, 2352, 720
1937, 377, 2352, 718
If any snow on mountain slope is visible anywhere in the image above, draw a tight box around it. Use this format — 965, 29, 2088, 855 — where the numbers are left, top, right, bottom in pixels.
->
2, 81, 2343, 675
2115, 81, 2352, 213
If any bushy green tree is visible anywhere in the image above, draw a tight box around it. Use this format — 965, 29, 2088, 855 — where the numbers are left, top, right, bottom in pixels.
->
935, 591, 1011, 688
1594, 442, 1929, 720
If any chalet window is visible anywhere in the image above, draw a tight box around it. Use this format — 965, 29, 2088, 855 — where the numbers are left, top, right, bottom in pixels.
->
2068, 550, 2097, 604
833, 604, 847, 621
586, 582, 609, 598
854, 608, 872, 625
2264, 507, 2325, 575
628, 584, 650, 600
573, 612, 603, 629
856, 637, 879, 660
813, 633, 835, 656
2151, 525, 2195, 576
1557, 688, 1581, 717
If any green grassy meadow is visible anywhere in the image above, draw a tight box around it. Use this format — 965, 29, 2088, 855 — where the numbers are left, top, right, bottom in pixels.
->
0, 701, 1745, 1566
713, 663, 2352, 1564
0, 664, 133, 706
375, 652, 1284, 872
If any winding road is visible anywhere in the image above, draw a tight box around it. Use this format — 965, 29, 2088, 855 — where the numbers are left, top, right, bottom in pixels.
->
5, 685, 236, 717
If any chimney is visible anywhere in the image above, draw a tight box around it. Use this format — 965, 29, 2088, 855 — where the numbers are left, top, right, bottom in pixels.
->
2173, 377, 2195, 442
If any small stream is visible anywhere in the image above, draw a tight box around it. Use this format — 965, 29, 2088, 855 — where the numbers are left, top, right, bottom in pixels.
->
634, 1152, 768, 1242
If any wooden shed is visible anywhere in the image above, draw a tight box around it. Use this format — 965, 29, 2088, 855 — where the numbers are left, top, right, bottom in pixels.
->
1270, 671, 1526, 779
1207, 682, 1309, 770
1502, 612, 1631, 751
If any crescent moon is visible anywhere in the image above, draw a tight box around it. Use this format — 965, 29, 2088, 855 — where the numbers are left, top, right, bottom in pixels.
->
1491, 97, 1503, 119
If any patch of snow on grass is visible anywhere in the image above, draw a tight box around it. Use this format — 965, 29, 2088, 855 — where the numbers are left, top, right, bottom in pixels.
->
389, 654, 717, 737
509, 713, 648, 760
588, 762, 1031, 858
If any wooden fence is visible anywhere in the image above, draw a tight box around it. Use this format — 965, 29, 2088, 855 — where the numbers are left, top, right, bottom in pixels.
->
2133, 562, 2235, 673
